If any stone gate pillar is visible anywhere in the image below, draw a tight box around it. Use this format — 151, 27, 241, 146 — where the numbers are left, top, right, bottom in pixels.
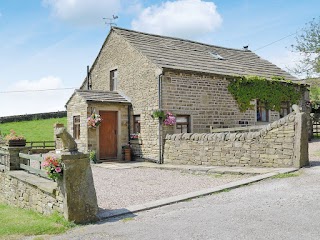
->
58, 152, 98, 223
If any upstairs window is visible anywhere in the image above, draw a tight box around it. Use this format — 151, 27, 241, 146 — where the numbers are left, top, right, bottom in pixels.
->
110, 69, 118, 91
257, 100, 269, 122
73, 116, 80, 139
280, 102, 290, 118
175, 115, 190, 133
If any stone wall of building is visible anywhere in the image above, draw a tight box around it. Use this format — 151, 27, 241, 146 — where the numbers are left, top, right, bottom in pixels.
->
164, 111, 309, 168
80, 31, 163, 160
161, 70, 286, 132
0, 171, 63, 215
66, 93, 88, 153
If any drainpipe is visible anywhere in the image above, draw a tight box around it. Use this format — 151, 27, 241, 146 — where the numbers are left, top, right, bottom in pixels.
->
128, 105, 131, 144
87, 65, 90, 90
158, 73, 163, 164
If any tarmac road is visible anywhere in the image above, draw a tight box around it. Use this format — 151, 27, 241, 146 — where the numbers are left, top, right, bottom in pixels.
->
50, 162, 320, 240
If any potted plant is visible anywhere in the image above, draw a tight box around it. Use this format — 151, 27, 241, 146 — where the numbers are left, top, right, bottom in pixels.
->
89, 150, 97, 164
163, 112, 176, 126
152, 110, 165, 119
87, 113, 103, 128
122, 144, 132, 161
130, 133, 142, 145
5, 129, 26, 147
41, 155, 63, 181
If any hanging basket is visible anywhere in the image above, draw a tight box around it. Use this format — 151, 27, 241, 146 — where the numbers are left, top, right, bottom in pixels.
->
87, 114, 102, 128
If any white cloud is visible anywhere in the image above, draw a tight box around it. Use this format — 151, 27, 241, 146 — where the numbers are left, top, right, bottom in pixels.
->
43, 0, 121, 26
131, 0, 222, 39
8, 76, 63, 91
0, 76, 73, 117
264, 51, 306, 79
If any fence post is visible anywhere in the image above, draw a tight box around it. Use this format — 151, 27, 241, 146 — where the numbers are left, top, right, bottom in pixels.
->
58, 152, 98, 223
293, 112, 309, 168
2, 146, 31, 171
54, 123, 64, 152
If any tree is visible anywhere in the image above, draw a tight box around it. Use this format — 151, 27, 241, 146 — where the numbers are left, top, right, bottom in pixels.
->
292, 17, 320, 77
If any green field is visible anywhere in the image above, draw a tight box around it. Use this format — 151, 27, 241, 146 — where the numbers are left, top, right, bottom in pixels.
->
0, 204, 74, 238
0, 117, 67, 142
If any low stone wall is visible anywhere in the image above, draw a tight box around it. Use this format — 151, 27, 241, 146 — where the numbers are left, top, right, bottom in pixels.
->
164, 111, 309, 168
0, 171, 63, 214
0, 147, 98, 223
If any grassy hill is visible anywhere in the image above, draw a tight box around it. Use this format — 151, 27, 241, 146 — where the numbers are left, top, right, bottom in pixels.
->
0, 117, 67, 142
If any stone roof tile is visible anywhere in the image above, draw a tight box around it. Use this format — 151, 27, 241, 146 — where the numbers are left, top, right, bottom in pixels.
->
113, 27, 297, 80
76, 90, 130, 104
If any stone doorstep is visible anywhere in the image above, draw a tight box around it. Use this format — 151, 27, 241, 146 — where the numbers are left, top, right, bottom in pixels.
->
97, 168, 299, 220
6, 171, 57, 194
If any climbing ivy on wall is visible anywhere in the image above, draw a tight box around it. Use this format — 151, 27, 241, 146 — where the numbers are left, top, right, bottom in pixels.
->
227, 76, 305, 112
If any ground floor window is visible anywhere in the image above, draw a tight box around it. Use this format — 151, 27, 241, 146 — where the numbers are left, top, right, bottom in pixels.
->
133, 115, 140, 133
257, 100, 269, 122
280, 101, 290, 118
175, 115, 190, 133
73, 116, 80, 139
130, 115, 140, 140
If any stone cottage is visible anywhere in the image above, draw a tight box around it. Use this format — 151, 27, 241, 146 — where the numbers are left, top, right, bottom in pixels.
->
66, 27, 308, 162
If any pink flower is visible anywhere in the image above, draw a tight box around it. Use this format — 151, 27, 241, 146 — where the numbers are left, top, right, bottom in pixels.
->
41, 161, 49, 167
55, 167, 62, 173
163, 112, 176, 126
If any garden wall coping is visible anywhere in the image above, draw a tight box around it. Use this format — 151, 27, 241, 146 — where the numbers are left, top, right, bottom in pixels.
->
6, 170, 57, 194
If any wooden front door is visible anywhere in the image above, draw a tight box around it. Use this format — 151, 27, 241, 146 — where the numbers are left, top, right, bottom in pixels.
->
99, 111, 118, 160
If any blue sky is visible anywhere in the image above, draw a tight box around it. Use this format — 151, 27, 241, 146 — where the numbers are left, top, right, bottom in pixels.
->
0, 0, 319, 117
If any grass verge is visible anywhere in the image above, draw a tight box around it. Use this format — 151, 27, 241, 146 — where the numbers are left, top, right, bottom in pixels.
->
122, 217, 135, 222
272, 172, 299, 179
0, 204, 75, 238
0, 117, 67, 141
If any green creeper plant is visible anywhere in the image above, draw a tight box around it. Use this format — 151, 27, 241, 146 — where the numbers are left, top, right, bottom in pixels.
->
227, 76, 305, 112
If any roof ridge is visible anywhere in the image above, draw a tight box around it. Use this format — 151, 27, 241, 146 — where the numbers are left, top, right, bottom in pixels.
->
112, 26, 250, 53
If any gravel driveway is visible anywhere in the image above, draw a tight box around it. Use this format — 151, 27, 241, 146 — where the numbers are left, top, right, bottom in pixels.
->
54, 144, 320, 240
92, 166, 249, 210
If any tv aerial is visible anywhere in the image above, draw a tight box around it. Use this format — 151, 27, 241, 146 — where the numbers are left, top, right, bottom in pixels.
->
103, 15, 118, 28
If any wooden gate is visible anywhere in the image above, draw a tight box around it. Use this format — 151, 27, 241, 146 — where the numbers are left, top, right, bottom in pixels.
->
312, 113, 320, 137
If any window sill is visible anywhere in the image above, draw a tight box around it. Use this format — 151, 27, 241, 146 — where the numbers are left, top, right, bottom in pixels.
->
130, 139, 142, 145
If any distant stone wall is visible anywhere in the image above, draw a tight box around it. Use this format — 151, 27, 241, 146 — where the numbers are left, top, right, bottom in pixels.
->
164, 111, 309, 168
0, 111, 67, 123
0, 171, 63, 215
